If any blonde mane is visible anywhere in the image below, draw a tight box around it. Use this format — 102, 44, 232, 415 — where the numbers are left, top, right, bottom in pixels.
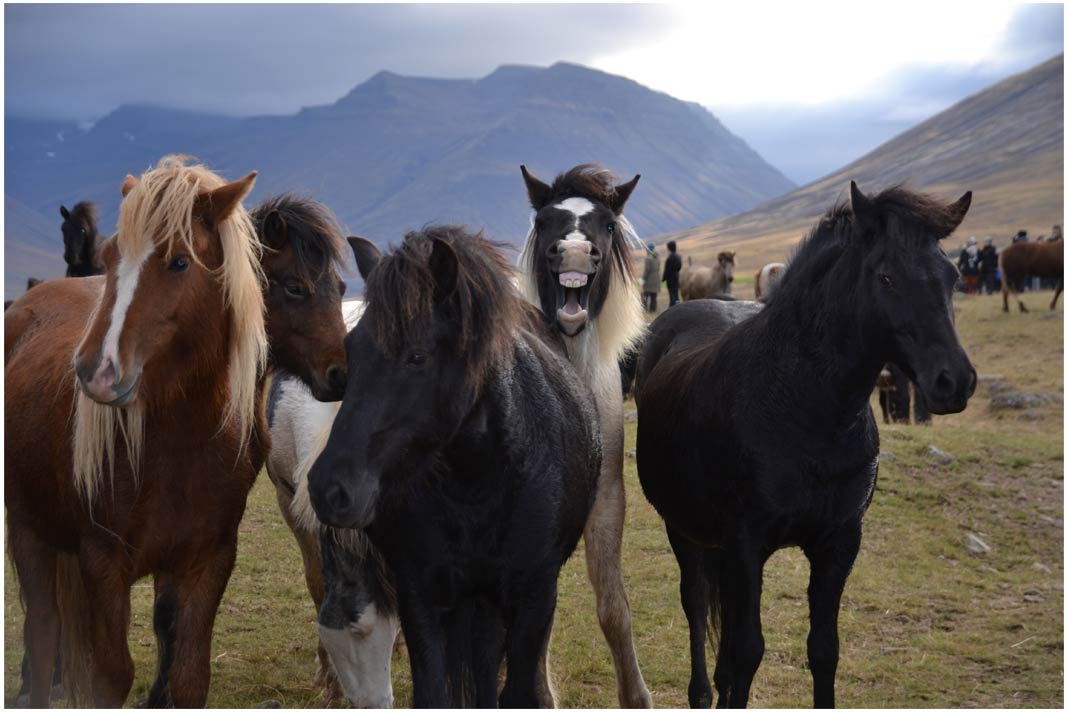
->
72, 155, 267, 501
517, 213, 646, 374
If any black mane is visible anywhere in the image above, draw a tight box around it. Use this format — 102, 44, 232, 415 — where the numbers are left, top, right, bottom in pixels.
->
541, 164, 626, 211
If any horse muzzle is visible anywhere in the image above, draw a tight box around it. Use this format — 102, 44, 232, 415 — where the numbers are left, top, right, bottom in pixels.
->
917, 363, 977, 415
74, 353, 141, 406
550, 239, 600, 337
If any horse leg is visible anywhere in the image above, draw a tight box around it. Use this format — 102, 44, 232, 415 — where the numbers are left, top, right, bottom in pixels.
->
166, 543, 238, 707
803, 519, 862, 709
721, 546, 766, 709
582, 421, 652, 708
535, 608, 557, 707
666, 524, 712, 708
395, 580, 449, 708
9, 526, 61, 708
80, 552, 135, 707
143, 573, 179, 707
1051, 281, 1062, 311
471, 603, 506, 708
500, 577, 559, 709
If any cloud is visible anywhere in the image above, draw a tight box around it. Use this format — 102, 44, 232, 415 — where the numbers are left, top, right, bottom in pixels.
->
4, 4, 670, 120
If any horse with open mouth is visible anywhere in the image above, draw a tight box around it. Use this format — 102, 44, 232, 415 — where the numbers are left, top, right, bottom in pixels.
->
6, 156, 267, 707
305, 225, 601, 707
517, 163, 652, 707
635, 182, 977, 708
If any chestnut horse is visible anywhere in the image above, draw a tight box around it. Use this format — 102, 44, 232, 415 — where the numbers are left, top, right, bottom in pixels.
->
135, 192, 353, 707
681, 251, 735, 300
6, 156, 267, 707
999, 239, 1064, 312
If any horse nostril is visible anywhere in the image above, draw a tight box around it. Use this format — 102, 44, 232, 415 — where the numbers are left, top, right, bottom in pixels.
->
326, 481, 352, 514
326, 364, 347, 392
934, 370, 955, 396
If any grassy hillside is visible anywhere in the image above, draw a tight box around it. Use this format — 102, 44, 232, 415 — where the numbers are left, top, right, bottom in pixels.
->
5, 291, 1062, 707
660, 55, 1064, 278
4, 196, 66, 299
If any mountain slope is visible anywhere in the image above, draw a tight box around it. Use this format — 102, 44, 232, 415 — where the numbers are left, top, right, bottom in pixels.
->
4, 196, 66, 299
4, 62, 794, 290
664, 54, 1064, 274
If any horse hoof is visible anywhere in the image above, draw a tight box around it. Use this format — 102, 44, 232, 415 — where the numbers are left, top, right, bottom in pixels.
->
255, 700, 282, 708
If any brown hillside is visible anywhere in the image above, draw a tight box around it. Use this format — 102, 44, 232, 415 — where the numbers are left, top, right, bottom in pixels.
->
662, 54, 1064, 288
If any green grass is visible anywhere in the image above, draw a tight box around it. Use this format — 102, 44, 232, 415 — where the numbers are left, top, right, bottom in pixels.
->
5, 292, 1063, 707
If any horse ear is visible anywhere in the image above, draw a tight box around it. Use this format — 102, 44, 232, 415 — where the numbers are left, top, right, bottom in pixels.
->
609, 174, 641, 214
261, 210, 288, 250
428, 238, 459, 306
347, 236, 382, 280
946, 191, 973, 233
195, 171, 257, 228
849, 180, 876, 232
59, 205, 70, 220
520, 165, 552, 211
120, 175, 139, 198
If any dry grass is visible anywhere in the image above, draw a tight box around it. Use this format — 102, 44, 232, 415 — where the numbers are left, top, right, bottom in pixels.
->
4, 292, 1063, 708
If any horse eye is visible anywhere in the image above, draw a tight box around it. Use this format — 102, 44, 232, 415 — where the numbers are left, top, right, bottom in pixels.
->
284, 282, 305, 298
606, 223, 616, 235
338, 280, 347, 297
167, 255, 190, 272
79, 228, 86, 236
406, 351, 427, 367
879, 274, 893, 288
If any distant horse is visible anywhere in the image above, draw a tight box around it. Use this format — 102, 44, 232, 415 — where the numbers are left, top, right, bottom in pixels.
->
753, 262, 785, 300
59, 202, 105, 277
636, 182, 976, 708
681, 251, 736, 300
266, 280, 404, 710
306, 226, 601, 707
999, 239, 1064, 312
518, 164, 652, 706
6, 156, 267, 707
132, 193, 353, 707
876, 363, 931, 425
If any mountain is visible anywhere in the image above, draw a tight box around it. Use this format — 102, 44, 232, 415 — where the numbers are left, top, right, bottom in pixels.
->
5, 196, 66, 299
4, 62, 795, 291
662, 54, 1064, 278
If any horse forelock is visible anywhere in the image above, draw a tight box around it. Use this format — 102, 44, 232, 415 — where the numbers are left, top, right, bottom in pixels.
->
252, 194, 347, 292
365, 226, 520, 390
72, 155, 267, 501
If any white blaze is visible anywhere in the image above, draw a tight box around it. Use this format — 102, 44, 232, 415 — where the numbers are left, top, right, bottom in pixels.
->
555, 197, 595, 242
101, 242, 154, 370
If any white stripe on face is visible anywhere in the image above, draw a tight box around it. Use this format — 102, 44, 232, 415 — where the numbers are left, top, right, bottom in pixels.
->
554, 197, 596, 242
101, 241, 154, 370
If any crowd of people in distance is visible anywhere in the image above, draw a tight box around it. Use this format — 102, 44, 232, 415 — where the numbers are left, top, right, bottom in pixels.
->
956, 224, 1062, 295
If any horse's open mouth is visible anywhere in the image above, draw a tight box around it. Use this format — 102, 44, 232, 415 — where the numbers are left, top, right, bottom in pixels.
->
556, 271, 591, 335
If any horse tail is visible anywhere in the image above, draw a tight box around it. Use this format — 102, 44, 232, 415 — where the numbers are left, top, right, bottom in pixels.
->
55, 552, 95, 706
703, 549, 725, 662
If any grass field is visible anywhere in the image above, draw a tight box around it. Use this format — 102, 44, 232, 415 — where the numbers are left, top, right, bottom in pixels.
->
5, 290, 1064, 708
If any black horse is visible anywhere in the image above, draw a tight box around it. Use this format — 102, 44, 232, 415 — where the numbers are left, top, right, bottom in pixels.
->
60, 202, 105, 277
307, 226, 601, 707
635, 182, 976, 708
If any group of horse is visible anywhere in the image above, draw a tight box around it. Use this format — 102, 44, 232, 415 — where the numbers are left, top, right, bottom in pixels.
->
5, 155, 977, 709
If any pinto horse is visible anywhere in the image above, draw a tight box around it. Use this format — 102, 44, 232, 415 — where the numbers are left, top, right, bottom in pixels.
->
60, 202, 105, 277
636, 183, 976, 708
6, 156, 268, 707
517, 164, 652, 707
307, 226, 601, 707
999, 238, 1064, 312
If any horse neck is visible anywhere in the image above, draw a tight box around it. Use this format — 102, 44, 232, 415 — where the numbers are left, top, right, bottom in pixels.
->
756, 283, 885, 422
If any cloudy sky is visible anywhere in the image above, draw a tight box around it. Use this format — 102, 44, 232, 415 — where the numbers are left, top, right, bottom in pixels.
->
5, 3, 1063, 183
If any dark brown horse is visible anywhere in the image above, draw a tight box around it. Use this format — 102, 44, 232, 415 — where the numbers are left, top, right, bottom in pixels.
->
6, 156, 268, 707
999, 239, 1064, 312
